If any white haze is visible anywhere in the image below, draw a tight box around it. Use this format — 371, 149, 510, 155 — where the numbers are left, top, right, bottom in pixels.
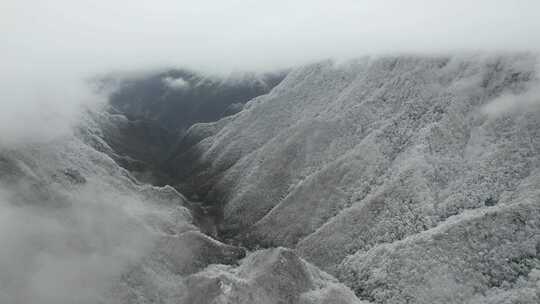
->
2, 0, 540, 145
0, 182, 154, 304
482, 84, 540, 116
482, 61, 540, 116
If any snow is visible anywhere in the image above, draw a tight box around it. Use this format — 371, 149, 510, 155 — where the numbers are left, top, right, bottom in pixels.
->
3, 53, 539, 303
180, 247, 364, 304
174, 54, 540, 303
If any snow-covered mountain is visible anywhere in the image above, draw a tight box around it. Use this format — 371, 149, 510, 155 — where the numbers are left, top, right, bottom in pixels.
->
3, 54, 539, 304
0, 107, 361, 303
167, 54, 540, 303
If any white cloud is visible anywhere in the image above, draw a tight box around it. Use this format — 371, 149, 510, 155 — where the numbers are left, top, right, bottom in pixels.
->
3, 1, 540, 72
0, 72, 104, 148
163, 76, 190, 90
0, 183, 153, 304
482, 84, 540, 116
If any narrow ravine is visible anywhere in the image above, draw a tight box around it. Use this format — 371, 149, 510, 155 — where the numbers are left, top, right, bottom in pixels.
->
99, 70, 287, 243
92, 72, 369, 303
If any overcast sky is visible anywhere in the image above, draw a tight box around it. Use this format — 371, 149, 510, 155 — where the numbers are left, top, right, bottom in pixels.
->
1, 0, 540, 145
3, 0, 540, 73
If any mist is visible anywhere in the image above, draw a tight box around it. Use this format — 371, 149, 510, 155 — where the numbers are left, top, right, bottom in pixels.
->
482, 83, 540, 116
3, 0, 540, 146
0, 180, 154, 304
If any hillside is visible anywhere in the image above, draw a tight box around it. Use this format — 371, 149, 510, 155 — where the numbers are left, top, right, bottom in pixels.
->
166, 54, 540, 303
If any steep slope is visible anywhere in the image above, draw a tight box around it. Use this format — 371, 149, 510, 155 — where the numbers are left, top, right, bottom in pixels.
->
85, 109, 178, 184
167, 54, 540, 303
